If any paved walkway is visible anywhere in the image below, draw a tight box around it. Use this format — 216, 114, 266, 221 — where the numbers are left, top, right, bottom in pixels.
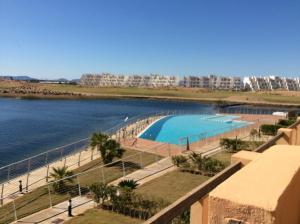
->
15, 157, 175, 224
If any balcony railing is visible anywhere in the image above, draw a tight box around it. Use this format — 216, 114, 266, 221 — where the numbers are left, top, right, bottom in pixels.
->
144, 162, 242, 224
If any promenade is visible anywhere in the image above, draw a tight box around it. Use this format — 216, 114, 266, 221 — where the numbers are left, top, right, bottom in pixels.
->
16, 157, 175, 224
1, 147, 100, 206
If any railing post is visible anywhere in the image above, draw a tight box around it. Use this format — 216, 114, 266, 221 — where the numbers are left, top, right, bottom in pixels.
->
47, 183, 52, 208
26, 159, 31, 192
0, 183, 4, 206
45, 152, 48, 165
46, 164, 50, 182
101, 167, 105, 184
139, 152, 143, 169
13, 199, 18, 222
77, 176, 81, 196
7, 165, 10, 182
91, 149, 94, 161
60, 147, 63, 161
78, 151, 82, 167
122, 161, 126, 177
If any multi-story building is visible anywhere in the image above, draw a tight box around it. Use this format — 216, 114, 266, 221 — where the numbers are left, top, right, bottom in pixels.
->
182, 75, 243, 90
283, 77, 299, 91
244, 76, 300, 91
81, 73, 299, 91
80, 73, 178, 88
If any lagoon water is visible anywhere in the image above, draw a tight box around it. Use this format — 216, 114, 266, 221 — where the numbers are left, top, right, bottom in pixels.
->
0, 98, 217, 166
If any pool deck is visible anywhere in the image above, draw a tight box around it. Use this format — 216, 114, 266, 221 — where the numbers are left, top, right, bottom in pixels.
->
121, 114, 283, 156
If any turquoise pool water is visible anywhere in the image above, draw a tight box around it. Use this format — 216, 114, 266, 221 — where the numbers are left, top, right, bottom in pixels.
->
139, 114, 249, 145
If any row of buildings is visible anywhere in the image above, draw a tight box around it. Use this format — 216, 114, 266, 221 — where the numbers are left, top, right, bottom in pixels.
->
80, 73, 177, 88
80, 73, 300, 91
244, 76, 300, 91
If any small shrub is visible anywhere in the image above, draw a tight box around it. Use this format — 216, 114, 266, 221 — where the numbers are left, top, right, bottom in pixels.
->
220, 138, 244, 153
89, 183, 111, 205
118, 179, 139, 190
171, 155, 188, 167
188, 152, 204, 171
202, 158, 225, 176
260, 124, 282, 136
278, 119, 295, 127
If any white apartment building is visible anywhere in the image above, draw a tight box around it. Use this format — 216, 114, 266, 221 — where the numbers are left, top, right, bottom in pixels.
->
244, 76, 300, 91
80, 73, 178, 88
183, 75, 243, 90
283, 78, 299, 91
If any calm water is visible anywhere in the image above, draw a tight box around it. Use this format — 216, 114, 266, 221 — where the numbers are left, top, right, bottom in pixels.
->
0, 98, 217, 166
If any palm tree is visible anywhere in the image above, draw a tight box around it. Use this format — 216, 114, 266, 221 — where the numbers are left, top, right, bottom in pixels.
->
90, 132, 109, 160
118, 179, 139, 190
100, 139, 125, 164
89, 183, 110, 206
49, 166, 74, 193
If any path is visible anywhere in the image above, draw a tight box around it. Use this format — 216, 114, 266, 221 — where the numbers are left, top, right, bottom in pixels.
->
1, 148, 100, 206
15, 157, 175, 224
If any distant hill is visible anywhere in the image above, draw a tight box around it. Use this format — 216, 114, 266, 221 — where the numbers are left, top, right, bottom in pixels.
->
0, 75, 79, 83
12, 76, 38, 81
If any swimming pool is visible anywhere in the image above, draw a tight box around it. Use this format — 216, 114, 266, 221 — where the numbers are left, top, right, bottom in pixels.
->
138, 114, 249, 145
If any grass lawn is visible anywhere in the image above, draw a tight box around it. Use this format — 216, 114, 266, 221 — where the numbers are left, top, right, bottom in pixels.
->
64, 209, 141, 224
210, 151, 233, 167
0, 149, 160, 224
136, 170, 209, 204
66, 169, 209, 224
2, 81, 300, 105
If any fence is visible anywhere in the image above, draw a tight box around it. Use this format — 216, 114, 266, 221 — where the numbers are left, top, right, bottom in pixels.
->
0, 110, 280, 223
0, 111, 170, 208
0, 144, 168, 224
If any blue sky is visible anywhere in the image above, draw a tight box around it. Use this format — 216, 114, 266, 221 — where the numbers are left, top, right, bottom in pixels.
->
0, 0, 299, 79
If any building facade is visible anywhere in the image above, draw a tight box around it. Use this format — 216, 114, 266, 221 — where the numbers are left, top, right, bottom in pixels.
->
80, 73, 299, 91
244, 76, 300, 91
80, 73, 178, 88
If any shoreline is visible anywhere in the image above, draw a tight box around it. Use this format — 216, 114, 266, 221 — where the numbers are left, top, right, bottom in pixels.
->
0, 92, 299, 108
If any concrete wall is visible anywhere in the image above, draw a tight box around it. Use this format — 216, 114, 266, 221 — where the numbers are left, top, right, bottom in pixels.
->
208, 197, 274, 223
273, 166, 300, 224
207, 146, 300, 224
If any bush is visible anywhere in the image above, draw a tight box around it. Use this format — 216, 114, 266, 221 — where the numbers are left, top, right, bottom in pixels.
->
118, 179, 139, 190
188, 152, 204, 171
278, 118, 295, 127
89, 183, 112, 205
171, 155, 189, 168
202, 158, 225, 176
220, 138, 244, 153
260, 124, 282, 136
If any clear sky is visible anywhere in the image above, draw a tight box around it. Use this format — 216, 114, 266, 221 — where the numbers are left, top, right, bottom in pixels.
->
0, 0, 299, 79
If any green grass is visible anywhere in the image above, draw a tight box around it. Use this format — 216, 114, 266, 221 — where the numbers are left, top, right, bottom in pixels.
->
135, 170, 209, 204
66, 169, 209, 224
210, 151, 233, 167
0, 149, 160, 224
2, 81, 300, 105
65, 208, 141, 224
